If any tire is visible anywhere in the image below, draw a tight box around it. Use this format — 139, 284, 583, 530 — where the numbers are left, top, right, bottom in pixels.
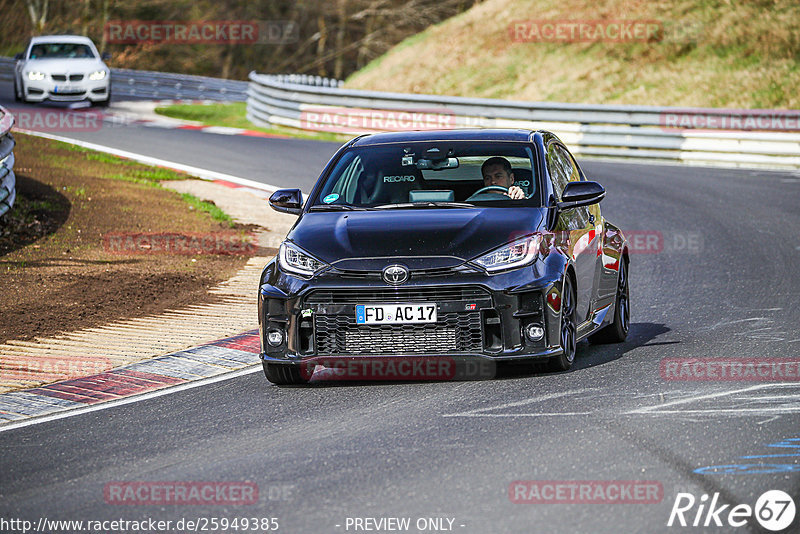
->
588, 259, 630, 344
262, 361, 308, 385
14, 78, 26, 103
549, 275, 577, 372
94, 89, 111, 108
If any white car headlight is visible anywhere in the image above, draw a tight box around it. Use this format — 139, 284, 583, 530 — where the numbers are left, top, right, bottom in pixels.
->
27, 71, 45, 81
88, 70, 107, 81
279, 242, 327, 276
473, 234, 542, 272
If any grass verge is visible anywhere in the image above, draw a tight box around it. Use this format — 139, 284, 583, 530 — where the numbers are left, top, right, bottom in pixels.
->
154, 102, 352, 143
0, 133, 252, 347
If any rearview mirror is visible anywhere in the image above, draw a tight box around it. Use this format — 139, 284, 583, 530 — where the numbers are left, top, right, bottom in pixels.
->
14, 53, 23, 60
269, 189, 303, 215
101, 52, 111, 61
556, 181, 605, 211
414, 157, 459, 170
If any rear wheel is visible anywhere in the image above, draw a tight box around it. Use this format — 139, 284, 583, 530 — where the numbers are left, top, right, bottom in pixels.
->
262, 361, 308, 385
588, 259, 629, 344
549, 276, 577, 372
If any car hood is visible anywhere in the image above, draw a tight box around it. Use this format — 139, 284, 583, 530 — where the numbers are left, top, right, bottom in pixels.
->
287, 207, 547, 270
23, 58, 106, 73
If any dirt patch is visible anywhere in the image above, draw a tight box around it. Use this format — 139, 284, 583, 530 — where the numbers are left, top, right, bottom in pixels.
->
0, 134, 253, 344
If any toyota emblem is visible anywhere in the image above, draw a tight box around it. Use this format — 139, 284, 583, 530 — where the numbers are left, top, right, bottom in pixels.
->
382, 264, 409, 285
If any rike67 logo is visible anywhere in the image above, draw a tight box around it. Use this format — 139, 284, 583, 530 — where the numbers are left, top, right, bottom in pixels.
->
668, 490, 796, 531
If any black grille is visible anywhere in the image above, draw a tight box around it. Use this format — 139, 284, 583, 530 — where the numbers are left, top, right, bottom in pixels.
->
49, 89, 85, 96
314, 312, 483, 355
69, 74, 84, 81
306, 287, 488, 304
51, 74, 67, 81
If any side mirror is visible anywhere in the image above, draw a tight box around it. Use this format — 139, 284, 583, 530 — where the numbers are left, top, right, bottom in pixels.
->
556, 181, 605, 211
101, 52, 111, 61
269, 188, 303, 215
14, 53, 23, 60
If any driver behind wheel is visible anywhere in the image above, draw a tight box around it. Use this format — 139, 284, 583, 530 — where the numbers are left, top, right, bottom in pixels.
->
480, 157, 525, 199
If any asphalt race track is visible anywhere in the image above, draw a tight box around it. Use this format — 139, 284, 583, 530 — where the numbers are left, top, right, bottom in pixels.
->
1, 86, 800, 533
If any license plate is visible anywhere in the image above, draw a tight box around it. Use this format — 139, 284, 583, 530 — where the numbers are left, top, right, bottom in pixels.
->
355, 303, 437, 324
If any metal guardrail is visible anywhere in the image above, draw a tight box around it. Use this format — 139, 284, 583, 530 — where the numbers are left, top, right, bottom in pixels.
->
0, 105, 16, 218
0, 57, 247, 101
247, 71, 800, 170
110, 68, 247, 101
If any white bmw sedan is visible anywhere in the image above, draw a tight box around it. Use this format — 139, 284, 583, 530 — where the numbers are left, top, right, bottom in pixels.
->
14, 35, 111, 106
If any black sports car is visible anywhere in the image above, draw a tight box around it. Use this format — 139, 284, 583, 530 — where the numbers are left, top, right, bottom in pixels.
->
258, 129, 629, 384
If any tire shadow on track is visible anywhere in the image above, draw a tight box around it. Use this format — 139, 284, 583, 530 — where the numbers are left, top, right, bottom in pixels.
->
502, 321, 674, 379
573, 321, 675, 371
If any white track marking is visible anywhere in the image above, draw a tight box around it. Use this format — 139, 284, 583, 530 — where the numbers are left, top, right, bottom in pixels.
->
445, 412, 594, 418
627, 384, 779, 414
628, 383, 800, 416
0, 365, 262, 434
14, 129, 283, 193
442, 388, 600, 418
633, 407, 800, 415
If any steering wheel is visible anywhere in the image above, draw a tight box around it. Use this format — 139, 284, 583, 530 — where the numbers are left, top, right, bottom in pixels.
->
467, 185, 509, 201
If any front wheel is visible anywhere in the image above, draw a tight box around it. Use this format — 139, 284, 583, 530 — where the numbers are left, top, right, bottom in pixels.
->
14, 79, 25, 103
588, 259, 629, 344
549, 276, 577, 372
94, 88, 111, 107
262, 361, 308, 385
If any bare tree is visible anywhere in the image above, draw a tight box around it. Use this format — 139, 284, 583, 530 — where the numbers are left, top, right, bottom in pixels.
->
24, 0, 49, 33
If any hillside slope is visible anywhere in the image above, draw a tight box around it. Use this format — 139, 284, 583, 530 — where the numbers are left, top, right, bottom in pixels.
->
345, 0, 800, 108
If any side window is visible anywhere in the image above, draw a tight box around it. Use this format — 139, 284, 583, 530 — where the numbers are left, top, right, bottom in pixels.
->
546, 143, 569, 200
562, 148, 600, 225
551, 144, 589, 228
554, 145, 581, 184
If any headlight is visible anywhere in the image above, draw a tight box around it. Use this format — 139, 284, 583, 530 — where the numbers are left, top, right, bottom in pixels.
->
26, 71, 45, 81
473, 234, 542, 272
278, 242, 327, 276
88, 70, 107, 81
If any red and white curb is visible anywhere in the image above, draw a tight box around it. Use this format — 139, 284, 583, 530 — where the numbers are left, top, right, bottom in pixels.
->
0, 330, 263, 429
105, 99, 292, 140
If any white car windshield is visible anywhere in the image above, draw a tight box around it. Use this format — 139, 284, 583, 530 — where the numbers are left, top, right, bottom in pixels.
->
29, 43, 95, 59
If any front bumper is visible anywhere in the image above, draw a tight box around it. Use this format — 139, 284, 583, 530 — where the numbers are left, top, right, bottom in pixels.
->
258, 260, 566, 367
23, 79, 109, 103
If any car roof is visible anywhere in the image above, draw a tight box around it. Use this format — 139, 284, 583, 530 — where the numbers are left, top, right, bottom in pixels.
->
30, 35, 95, 45
350, 129, 537, 146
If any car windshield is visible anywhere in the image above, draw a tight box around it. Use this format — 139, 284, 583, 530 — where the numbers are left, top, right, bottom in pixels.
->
311, 141, 540, 209
29, 43, 95, 59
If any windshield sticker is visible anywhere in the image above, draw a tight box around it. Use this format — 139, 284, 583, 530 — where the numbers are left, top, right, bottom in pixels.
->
323, 193, 339, 203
